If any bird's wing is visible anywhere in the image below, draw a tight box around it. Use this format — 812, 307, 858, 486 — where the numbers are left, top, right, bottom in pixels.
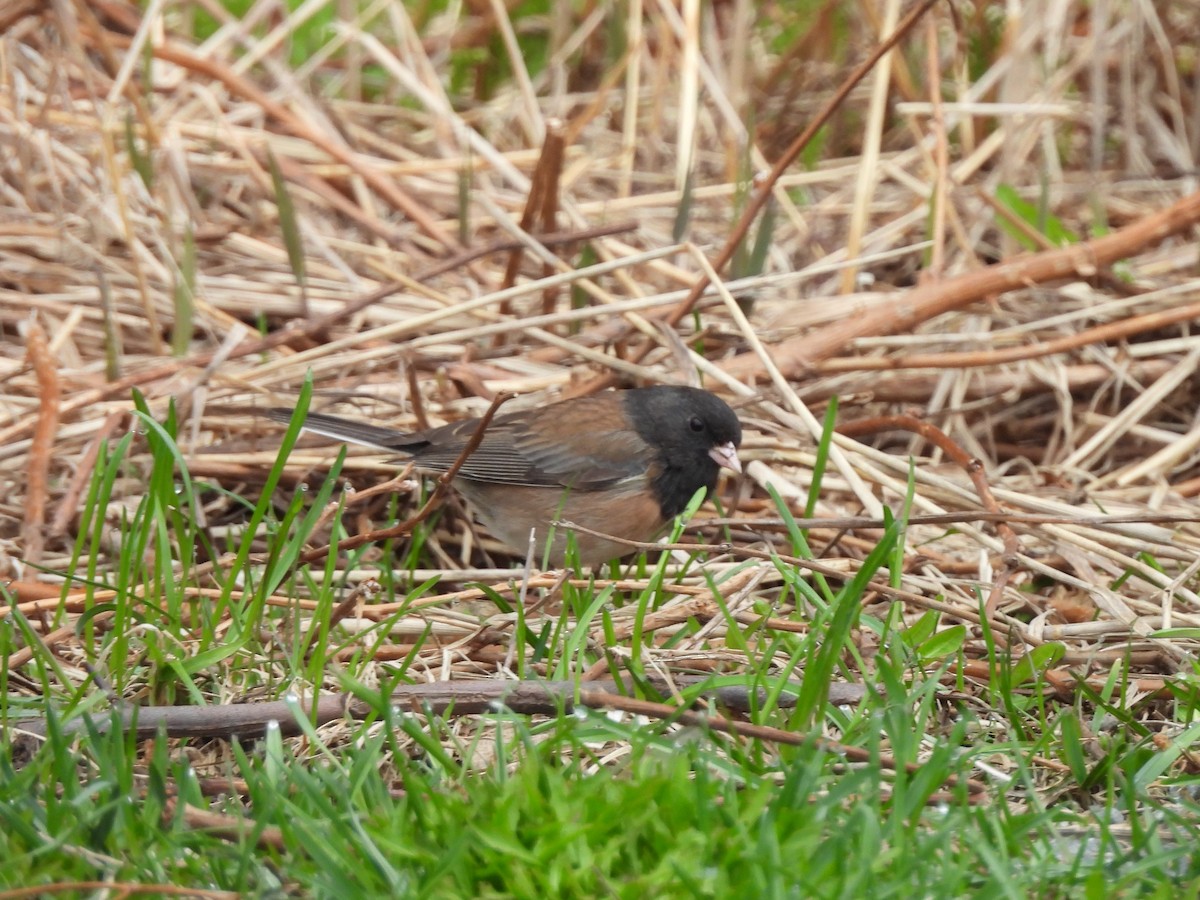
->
413, 397, 650, 490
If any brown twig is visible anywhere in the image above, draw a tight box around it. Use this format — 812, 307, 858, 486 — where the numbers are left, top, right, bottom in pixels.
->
0, 880, 237, 900
15, 680, 985, 801
800, 358, 1174, 403
10, 674, 855, 740
719, 188, 1200, 382
22, 318, 59, 565
836, 414, 1020, 556
921, 13, 949, 281
697, 510, 1200, 531
416, 221, 637, 283
405, 363, 430, 432
500, 120, 566, 298
51, 409, 128, 536
577, 688, 988, 797
168, 800, 286, 854
301, 579, 379, 660
813, 296, 1200, 372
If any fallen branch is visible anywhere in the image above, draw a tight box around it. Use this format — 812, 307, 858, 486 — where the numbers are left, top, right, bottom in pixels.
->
11, 674, 864, 741
719, 188, 1200, 383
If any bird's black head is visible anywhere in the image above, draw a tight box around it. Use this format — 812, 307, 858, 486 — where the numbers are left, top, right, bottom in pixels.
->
623, 386, 743, 518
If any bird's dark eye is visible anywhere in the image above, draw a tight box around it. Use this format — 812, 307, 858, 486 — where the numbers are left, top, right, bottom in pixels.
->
688, 416, 705, 432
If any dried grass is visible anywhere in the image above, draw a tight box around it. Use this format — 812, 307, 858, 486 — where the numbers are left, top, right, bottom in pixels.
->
3, 1, 1200, 719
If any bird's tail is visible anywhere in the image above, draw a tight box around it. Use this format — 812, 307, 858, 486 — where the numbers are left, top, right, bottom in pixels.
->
266, 408, 417, 451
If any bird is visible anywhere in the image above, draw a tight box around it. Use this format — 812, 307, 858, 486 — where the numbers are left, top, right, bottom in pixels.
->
267, 385, 743, 565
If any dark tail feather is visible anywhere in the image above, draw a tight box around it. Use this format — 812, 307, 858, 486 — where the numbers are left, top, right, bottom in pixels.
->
266, 408, 420, 451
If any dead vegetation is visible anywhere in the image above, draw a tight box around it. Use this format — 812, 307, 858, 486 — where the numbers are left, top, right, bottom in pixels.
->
2, 0, 1200, 751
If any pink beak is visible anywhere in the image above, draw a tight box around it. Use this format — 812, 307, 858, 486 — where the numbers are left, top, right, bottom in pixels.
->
709, 442, 741, 474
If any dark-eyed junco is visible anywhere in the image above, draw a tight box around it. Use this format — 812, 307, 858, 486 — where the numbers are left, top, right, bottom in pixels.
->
268, 386, 742, 564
